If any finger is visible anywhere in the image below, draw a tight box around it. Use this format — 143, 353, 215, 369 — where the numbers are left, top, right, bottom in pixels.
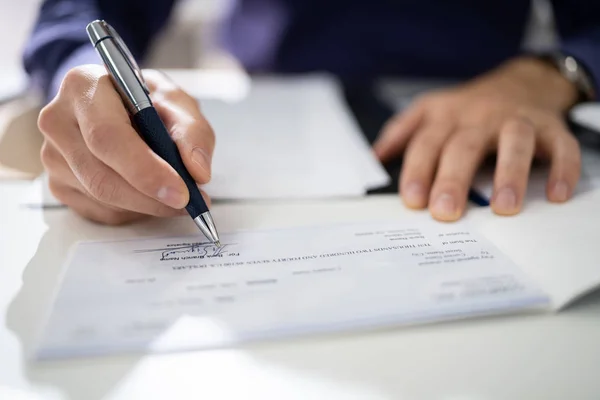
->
42, 111, 186, 218
373, 101, 425, 162
198, 188, 212, 208
144, 69, 214, 183
144, 70, 202, 114
540, 124, 581, 202
491, 118, 536, 215
429, 128, 490, 221
73, 73, 190, 209
399, 121, 454, 209
72, 152, 189, 218
153, 99, 215, 184
40, 140, 84, 190
48, 179, 145, 226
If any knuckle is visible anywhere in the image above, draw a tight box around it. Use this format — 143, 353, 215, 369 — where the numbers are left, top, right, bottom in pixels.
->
505, 116, 535, 136
190, 118, 215, 146
37, 103, 60, 137
40, 141, 57, 169
86, 170, 119, 203
47, 178, 69, 203
509, 141, 531, 160
60, 65, 107, 106
61, 67, 90, 93
85, 123, 116, 155
405, 136, 443, 163
452, 133, 483, 156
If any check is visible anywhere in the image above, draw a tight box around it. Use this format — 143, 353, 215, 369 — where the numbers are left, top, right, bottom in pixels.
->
35, 220, 549, 359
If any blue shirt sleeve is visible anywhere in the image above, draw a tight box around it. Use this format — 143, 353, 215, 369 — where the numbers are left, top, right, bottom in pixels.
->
23, 0, 179, 102
552, 0, 600, 99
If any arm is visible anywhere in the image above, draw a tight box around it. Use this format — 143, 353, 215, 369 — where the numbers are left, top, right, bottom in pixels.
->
552, 0, 600, 99
23, 0, 179, 101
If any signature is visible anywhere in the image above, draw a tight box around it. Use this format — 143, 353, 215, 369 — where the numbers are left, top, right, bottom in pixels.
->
135, 242, 232, 260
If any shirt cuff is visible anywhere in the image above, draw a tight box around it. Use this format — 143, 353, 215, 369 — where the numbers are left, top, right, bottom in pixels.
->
48, 45, 101, 101
561, 31, 600, 101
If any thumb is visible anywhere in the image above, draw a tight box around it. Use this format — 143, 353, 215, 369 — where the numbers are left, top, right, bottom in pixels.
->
154, 100, 216, 185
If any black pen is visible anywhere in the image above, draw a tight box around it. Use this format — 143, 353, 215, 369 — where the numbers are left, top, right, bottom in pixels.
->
86, 20, 221, 246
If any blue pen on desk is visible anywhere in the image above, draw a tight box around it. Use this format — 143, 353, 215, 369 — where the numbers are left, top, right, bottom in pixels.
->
86, 20, 221, 246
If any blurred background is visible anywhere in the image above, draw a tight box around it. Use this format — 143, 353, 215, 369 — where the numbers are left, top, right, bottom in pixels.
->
0, 0, 565, 180
0, 0, 559, 96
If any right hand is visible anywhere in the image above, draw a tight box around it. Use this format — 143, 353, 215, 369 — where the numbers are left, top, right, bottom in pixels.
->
38, 65, 215, 225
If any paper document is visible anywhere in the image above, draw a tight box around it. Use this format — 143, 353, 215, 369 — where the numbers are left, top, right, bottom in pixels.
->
36, 220, 549, 359
199, 76, 390, 199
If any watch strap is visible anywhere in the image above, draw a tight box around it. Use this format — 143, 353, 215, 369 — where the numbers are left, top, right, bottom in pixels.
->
538, 52, 596, 103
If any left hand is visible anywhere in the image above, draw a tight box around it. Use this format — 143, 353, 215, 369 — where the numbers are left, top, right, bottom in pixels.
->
374, 57, 582, 221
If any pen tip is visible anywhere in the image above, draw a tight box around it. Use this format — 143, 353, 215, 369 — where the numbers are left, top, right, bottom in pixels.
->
215, 241, 222, 248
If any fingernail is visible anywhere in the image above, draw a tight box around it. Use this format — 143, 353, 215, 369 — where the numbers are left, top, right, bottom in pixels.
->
552, 181, 569, 202
494, 187, 517, 213
192, 148, 211, 175
403, 182, 426, 206
157, 186, 187, 209
431, 193, 457, 219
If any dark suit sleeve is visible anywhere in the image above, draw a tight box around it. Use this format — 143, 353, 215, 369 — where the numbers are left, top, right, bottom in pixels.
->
552, 0, 600, 99
22, 0, 178, 101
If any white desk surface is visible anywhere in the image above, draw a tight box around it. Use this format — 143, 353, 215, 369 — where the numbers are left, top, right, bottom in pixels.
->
2, 73, 600, 399
2, 179, 600, 400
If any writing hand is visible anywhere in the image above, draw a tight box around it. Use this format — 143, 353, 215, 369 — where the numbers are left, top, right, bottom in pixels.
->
38, 66, 214, 225
374, 57, 582, 221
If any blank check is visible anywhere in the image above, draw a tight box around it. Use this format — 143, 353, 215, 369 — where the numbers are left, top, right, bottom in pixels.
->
36, 220, 553, 359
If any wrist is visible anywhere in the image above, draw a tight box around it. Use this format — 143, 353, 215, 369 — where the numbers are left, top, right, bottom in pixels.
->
464, 56, 579, 114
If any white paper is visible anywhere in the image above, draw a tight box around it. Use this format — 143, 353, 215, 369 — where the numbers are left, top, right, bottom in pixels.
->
571, 103, 600, 133
200, 76, 390, 199
0, 65, 27, 103
35, 220, 548, 360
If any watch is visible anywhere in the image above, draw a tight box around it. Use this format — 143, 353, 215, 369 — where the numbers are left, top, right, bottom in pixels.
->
539, 52, 596, 103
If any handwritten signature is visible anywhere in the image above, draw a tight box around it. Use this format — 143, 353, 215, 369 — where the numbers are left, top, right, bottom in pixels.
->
135, 242, 232, 260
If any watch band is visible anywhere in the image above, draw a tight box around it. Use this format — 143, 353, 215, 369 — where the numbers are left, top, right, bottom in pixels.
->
540, 52, 596, 103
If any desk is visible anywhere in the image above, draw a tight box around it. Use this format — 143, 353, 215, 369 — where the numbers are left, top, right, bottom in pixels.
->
3, 180, 600, 400
2, 77, 600, 399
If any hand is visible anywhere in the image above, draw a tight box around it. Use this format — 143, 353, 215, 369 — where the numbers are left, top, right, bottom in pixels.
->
38, 66, 214, 225
374, 57, 582, 221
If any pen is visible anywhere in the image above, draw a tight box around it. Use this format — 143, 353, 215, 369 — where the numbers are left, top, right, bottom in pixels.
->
86, 20, 221, 246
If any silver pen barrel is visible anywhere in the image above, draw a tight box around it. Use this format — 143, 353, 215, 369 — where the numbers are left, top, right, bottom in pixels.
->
86, 20, 151, 114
